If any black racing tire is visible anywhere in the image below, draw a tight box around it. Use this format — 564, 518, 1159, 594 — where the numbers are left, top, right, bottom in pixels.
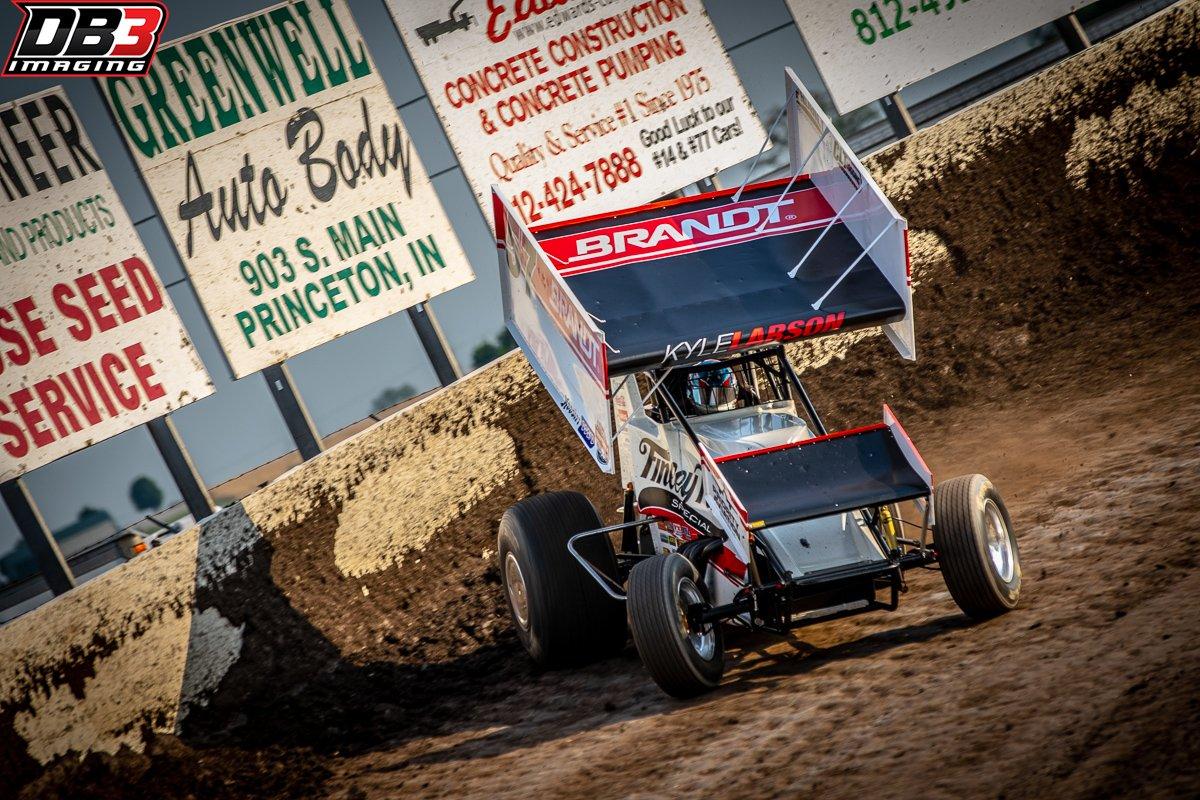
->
497, 491, 626, 668
627, 554, 724, 698
934, 474, 1022, 619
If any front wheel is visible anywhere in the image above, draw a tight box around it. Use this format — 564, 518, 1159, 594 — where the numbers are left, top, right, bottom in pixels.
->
934, 474, 1021, 618
627, 554, 724, 698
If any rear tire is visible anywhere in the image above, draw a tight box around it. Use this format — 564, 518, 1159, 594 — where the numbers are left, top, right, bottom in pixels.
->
627, 554, 724, 698
934, 474, 1021, 619
498, 491, 626, 667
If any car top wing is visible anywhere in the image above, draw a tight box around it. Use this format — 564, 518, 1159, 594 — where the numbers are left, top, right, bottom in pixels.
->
529, 174, 908, 374
494, 191, 614, 473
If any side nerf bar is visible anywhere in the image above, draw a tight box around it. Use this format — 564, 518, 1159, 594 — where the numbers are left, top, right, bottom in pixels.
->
566, 521, 640, 601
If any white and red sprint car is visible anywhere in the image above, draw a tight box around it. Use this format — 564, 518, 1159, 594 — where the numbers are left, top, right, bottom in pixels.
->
491, 71, 1021, 698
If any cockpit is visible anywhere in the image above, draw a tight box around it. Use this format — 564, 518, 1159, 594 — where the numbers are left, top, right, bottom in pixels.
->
646, 349, 821, 459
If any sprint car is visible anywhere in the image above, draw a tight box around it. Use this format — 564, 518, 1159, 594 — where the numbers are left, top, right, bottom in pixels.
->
490, 71, 1021, 697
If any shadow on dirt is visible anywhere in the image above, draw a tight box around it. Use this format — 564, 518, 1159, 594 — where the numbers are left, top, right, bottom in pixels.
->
182, 518, 970, 771
725, 613, 973, 686
389, 613, 971, 769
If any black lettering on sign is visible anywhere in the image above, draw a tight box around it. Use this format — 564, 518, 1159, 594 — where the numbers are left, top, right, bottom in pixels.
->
178, 151, 288, 257
286, 98, 415, 204
0, 92, 100, 202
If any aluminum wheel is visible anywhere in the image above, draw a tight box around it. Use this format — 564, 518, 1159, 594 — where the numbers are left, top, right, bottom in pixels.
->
676, 578, 716, 661
504, 551, 530, 629
983, 499, 1015, 583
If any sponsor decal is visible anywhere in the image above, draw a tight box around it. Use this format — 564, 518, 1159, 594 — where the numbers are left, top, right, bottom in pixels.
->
559, 396, 608, 466
3, 1, 166, 77
540, 187, 836, 275
638, 486, 719, 540
702, 456, 746, 530
638, 437, 703, 504
613, 389, 631, 426
663, 311, 846, 362
593, 417, 610, 464
576, 417, 595, 447
505, 210, 606, 385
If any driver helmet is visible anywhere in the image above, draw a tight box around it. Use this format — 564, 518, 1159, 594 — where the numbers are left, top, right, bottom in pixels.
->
685, 361, 739, 413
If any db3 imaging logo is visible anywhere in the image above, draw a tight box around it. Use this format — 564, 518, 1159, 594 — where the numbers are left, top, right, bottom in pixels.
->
2, 1, 166, 77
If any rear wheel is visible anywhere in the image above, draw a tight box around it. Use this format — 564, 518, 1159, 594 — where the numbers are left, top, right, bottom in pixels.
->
934, 474, 1021, 618
498, 491, 626, 667
627, 554, 724, 698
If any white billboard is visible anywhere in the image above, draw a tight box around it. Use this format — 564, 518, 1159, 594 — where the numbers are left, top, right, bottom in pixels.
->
389, 0, 766, 228
103, 0, 474, 379
787, 0, 1083, 114
0, 88, 213, 482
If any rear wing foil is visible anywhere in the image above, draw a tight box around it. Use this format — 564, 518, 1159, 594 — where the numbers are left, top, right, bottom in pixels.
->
529, 175, 908, 374
713, 410, 934, 528
494, 189, 614, 473
785, 68, 916, 361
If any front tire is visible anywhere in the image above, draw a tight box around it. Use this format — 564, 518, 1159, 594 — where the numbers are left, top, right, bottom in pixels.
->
627, 554, 724, 698
498, 491, 626, 667
934, 474, 1021, 618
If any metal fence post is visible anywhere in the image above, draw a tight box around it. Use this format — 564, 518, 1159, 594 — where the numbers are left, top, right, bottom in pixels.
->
1054, 13, 1091, 53
263, 362, 325, 460
881, 92, 918, 138
408, 302, 461, 385
1, 479, 74, 595
146, 416, 214, 521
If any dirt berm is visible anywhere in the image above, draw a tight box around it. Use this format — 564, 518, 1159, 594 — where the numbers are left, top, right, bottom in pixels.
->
3, 3, 1199, 797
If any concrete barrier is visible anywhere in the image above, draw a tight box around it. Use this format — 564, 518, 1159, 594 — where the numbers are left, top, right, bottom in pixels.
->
3, 0, 1197, 788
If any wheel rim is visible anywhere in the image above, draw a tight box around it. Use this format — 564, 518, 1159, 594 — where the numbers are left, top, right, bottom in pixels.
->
504, 552, 530, 629
676, 577, 716, 661
983, 500, 1015, 583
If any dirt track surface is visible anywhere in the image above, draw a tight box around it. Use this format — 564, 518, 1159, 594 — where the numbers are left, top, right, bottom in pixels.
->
307, 325, 1200, 800
24, 327, 1199, 800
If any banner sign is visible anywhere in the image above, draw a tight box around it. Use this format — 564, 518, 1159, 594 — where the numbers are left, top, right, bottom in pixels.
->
103, 0, 474, 378
787, 0, 1083, 114
495, 190, 612, 473
390, 0, 765, 228
538, 185, 837, 276
0, 87, 212, 482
